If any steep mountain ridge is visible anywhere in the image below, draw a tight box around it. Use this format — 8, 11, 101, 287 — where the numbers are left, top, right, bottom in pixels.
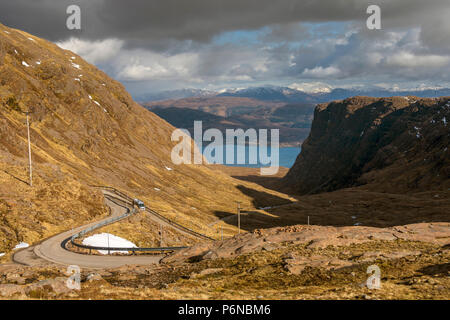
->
283, 96, 450, 194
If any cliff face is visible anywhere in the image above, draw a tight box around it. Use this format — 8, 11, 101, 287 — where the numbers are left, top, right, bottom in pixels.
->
283, 96, 450, 194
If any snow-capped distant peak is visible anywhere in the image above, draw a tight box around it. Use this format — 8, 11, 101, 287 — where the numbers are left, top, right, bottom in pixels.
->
139, 85, 450, 103
218, 87, 245, 94
288, 82, 333, 94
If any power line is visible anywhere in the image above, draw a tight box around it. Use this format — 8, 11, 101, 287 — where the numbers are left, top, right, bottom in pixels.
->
107, 233, 110, 255
25, 111, 32, 187
237, 201, 241, 234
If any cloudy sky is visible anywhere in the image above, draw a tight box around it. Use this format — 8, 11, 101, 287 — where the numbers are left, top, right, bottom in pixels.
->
1, 0, 450, 97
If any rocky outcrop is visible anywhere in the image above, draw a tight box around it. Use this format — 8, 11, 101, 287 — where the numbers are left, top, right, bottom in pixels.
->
0, 284, 25, 297
283, 253, 354, 274
25, 278, 72, 296
161, 222, 450, 264
283, 96, 450, 194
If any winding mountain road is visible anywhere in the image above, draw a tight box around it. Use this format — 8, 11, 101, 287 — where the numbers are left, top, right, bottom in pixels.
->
13, 190, 166, 269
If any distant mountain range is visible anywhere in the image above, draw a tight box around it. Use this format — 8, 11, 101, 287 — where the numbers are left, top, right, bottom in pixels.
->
137, 88, 217, 102
144, 96, 315, 147
138, 85, 450, 103
142, 85, 450, 147
141, 85, 450, 147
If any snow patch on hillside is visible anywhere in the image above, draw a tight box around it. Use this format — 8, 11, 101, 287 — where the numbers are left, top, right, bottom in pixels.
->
82, 233, 137, 255
13, 242, 29, 250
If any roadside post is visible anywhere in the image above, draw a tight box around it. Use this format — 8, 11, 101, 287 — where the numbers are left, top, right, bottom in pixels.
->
25, 111, 33, 187
237, 202, 241, 234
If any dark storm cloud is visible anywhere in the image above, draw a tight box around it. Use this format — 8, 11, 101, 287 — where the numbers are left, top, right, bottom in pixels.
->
0, 0, 449, 49
2, 0, 449, 95
0, 0, 74, 40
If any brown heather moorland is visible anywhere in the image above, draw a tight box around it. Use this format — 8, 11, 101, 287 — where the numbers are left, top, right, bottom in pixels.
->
0, 23, 448, 300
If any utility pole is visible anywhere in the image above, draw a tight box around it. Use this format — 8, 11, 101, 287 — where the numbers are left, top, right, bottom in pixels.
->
237, 202, 241, 234
160, 224, 163, 246
26, 111, 32, 187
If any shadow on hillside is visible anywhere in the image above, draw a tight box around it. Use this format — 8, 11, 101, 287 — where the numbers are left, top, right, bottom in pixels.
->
210, 184, 296, 232
418, 263, 450, 277
213, 211, 234, 220
211, 164, 291, 193
211, 184, 450, 232
236, 185, 293, 208
230, 174, 285, 193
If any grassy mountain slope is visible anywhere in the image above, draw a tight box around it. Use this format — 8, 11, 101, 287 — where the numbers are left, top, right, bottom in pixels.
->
0, 23, 292, 255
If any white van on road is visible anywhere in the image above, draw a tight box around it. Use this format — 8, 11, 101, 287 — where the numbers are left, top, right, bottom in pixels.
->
133, 199, 146, 210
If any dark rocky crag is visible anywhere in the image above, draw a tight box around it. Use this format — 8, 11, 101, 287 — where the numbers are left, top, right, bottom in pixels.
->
283, 96, 450, 194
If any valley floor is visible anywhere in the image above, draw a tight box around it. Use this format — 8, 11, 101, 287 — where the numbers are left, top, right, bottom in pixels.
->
0, 166, 448, 300
1, 223, 449, 299
210, 165, 450, 230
